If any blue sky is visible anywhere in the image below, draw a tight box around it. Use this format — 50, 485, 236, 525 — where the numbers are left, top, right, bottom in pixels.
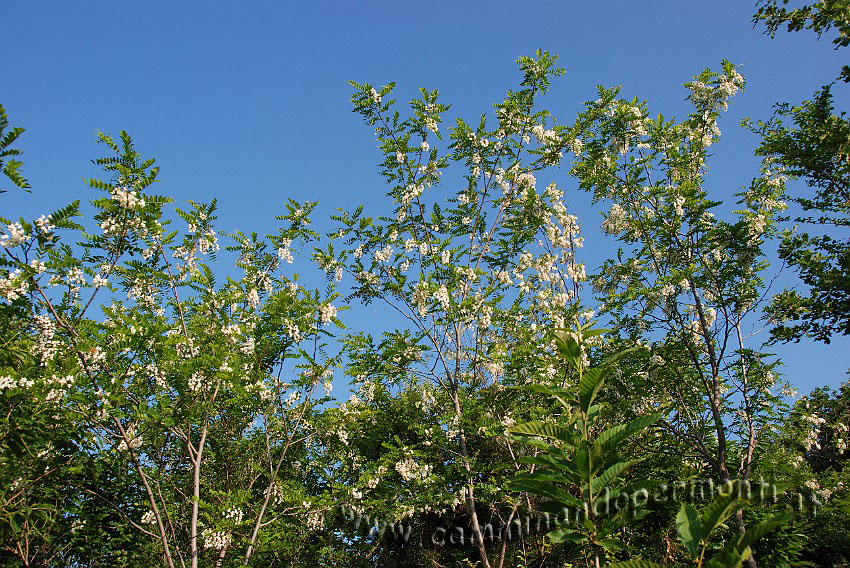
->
3, 1, 848, 395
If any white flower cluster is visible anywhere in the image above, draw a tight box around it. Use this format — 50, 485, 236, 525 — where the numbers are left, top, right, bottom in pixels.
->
570, 137, 584, 155
285, 318, 303, 343
395, 456, 432, 482
188, 372, 205, 393
320, 303, 337, 325
240, 336, 255, 355
373, 245, 393, 263
277, 238, 294, 264
745, 213, 768, 245
0, 268, 28, 301
175, 337, 200, 359
128, 278, 161, 315
305, 508, 324, 531
686, 68, 744, 114
44, 373, 75, 405
111, 186, 145, 210
284, 390, 300, 407
33, 315, 60, 364
197, 229, 219, 255
434, 285, 450, 310
477, 304, 493, 329
173, 244, 200, 275
117, 424, 142, 452
85, 345, 107, 371
401, 183, 423, 205
602, 203, 628, 234
202, 528, 232, 550
802, 413, 827, 451
35, 215, 54, 234
0, 375, 35, 391
425, 116, 438, 134
224, 507, 243, 523
531, 124, 560, 145
145, 363, 168, 390
0, 222, 27, 248
761, 168, 788, 190
365, 465, 388, 490
60, 267, 85, 295
28, 259, 46, 274
411, 282, 429, 317
356, 270, 378, 288
514, 171, 537, 198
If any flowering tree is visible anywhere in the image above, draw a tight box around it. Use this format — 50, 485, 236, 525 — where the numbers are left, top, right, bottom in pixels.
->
569, 62, 795, 566
749, 0, 850, 347
0, 132, 343, 566
312, 51, 596, 567
1, 38, 847, 567
775, 384, 850, 564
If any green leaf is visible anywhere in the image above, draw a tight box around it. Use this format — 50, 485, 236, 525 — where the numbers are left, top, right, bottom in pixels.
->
572, 446, 592, 481
704, 543, 750, 568
547, 527, 586, 544
734, 510, 794, 553
595, 413, 662, 452
554, 329, 582, 367
676, 503, 703, 558
579, 365, 611, 413
509, 478, 585, 509
700, 493, 746, 536
514, 470, 581, 486
591, 459, 638, 494
581, 327, 611, 339
598, 537, 627, 552
510, 421, 574, 444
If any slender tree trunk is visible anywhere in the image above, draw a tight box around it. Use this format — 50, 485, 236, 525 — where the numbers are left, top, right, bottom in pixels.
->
451, 389, 491, 568
691, 283, 756, 567
190, 422, 209, 568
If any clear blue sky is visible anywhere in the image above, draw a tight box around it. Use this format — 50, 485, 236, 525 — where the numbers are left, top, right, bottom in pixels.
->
3, 1, 848, 395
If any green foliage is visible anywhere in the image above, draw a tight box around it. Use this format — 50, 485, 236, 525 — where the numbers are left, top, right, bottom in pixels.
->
0, 126, 342, 566
1, 33, 849, 566
610, 490, 792, 567
752, 0, 850, 347
747, 87, 850, 344
0, 105, 29, 194
510, 323, 661, 564
754, 0, 849, 81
